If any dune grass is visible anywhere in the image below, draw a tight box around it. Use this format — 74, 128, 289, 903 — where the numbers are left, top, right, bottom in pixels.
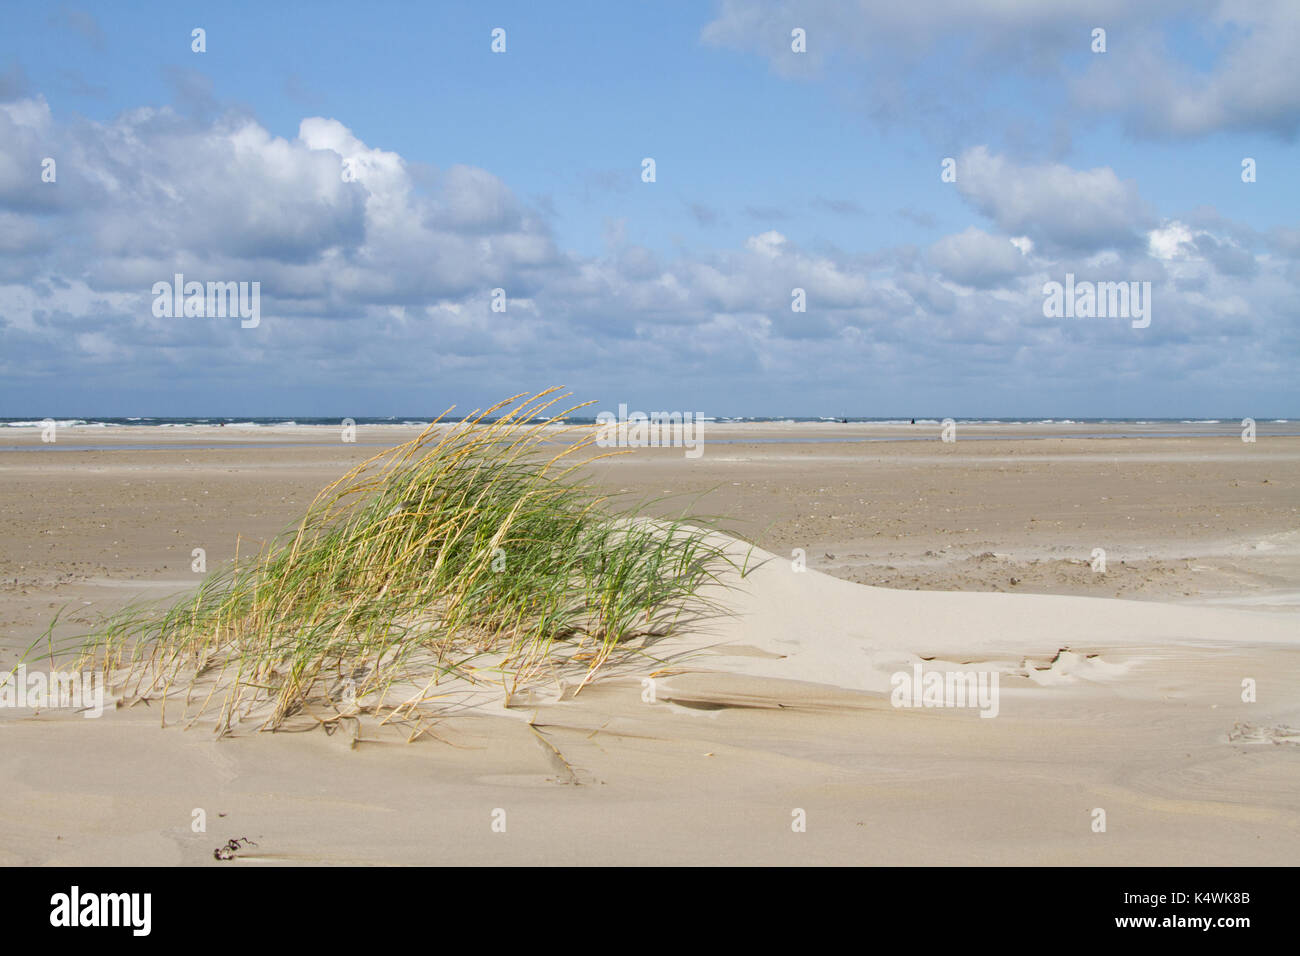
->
68, 389, 735, 736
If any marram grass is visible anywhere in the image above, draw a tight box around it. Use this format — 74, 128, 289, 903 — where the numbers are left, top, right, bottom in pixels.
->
62, 389, 736, 737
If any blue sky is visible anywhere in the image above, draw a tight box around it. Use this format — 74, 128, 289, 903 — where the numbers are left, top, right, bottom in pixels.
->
1, 0, 1297, 416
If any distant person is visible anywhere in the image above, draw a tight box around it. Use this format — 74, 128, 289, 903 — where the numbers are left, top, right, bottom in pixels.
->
910, 418, 915, 424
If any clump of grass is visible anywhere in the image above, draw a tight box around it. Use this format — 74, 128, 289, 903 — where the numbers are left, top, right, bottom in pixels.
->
71, 389, 735, 736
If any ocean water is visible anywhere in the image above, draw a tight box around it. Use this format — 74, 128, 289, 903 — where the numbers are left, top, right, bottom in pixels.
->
0, 416, 1291, 428
2, 416, 1296, 453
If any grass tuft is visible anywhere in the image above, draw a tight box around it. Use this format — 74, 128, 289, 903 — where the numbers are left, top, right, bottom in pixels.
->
66, 389, 735, 736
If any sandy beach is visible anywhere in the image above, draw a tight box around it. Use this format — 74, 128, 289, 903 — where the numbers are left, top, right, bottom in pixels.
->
7, 1, 1300, 922
2, 422, 1296, 865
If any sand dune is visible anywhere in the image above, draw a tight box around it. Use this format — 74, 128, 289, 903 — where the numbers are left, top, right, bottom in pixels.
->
4, 535, 1298, 866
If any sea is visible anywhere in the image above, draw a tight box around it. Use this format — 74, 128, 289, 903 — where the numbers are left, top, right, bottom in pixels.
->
0, 416, 1291, 428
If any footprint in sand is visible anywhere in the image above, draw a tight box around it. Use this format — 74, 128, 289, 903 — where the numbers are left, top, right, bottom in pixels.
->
1227, 722, 1300, 746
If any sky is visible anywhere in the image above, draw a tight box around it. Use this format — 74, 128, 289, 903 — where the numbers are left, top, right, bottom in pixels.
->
0, 0, 1297, 417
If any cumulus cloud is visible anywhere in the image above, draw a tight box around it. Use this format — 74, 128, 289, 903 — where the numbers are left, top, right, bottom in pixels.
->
927, 227, 1029, 288
1071, 1, 1300, 139
0, 98, 1294, 414
1148, 220, 1259, 278
956, 146, 1154, 252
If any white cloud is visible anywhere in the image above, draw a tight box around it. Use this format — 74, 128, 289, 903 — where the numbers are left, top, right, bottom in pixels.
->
745, 230, 789, 257
957, 147, 1153, 252
702, 0, 1300, 140
1148, 221, 1197, 260
0, 99, 1294, 413
927, 227, 1030, 288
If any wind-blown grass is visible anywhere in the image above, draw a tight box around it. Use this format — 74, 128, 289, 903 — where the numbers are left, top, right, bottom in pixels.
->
69, 389, 736, 736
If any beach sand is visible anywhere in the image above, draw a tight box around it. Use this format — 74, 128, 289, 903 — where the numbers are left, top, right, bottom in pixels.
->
1, 423, 1297, 865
